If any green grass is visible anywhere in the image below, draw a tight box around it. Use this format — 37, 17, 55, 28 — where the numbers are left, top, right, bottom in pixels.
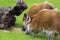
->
0, 31, 41, 40
0, 31, 47, 40
0, 31, 60, 40
0, 0, 60, 40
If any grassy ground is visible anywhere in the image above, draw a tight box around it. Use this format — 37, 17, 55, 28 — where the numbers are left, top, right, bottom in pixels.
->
0, 31, 60, 40
0, 0, 60, 40
0, 31, 47, 40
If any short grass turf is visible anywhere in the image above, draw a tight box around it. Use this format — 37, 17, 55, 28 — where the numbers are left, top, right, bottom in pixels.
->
0, 0, 60, 40
0, 31, 47, 40
0, 31, 60, 40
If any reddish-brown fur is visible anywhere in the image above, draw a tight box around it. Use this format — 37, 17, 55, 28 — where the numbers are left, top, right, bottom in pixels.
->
22, 2, 55, 31
30, 9, 60, 34
27, 2, 54, 17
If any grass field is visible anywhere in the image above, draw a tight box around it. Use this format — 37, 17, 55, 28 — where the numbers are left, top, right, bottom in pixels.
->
0, 0, 60, 40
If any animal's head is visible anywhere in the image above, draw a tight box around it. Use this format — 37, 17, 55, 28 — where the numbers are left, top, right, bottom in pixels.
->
0, 11, 15, 29
22, 14, 33, 34
16, 0, 27, 10
1, 12, 12, 23
0, 6, 13, 24
22, 14, 31, 31
11, 0, 27, 16
0, 12, 10, 29
0, 22, 8, 29
1, 12, 10, 23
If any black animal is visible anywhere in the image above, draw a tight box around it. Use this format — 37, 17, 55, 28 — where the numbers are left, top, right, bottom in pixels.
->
0, 12, 16, 29
0, 6, 13, 24
9, 0, 27, 16
0, 0, 27, 29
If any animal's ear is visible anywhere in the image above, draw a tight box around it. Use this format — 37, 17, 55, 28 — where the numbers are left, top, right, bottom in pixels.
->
23, 13, 28, 21
16, 0, 23, 6
29, 16, 33, 22
31, 16, 34, 20
24, 13, 27, 18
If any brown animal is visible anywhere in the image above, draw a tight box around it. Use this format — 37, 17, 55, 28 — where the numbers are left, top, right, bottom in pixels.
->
27, 2, 54, 16
22, 2, 55, 31
25, 9, 60, 40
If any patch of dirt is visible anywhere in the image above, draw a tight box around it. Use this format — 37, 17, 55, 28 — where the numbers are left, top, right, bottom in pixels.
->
13, 28, 22, 32
0, 28, 22, 32
0, 30, 10, 32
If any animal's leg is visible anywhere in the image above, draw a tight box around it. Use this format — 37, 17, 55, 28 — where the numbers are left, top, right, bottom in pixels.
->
33, 33, 38, 37
22, 25, 26, 31
33, 28, 39, 37
47, 31, 54, 40
53, 33, 58, 40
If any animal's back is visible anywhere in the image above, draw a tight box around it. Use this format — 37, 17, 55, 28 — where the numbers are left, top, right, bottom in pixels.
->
30, 9, 60, 34
27, 2, 54, 17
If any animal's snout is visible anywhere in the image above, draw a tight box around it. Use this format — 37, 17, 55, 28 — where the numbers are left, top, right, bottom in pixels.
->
22, 3, 27, 10
24, 5, 27, 9
22, 25, 26, 31
25, 30, 31, 35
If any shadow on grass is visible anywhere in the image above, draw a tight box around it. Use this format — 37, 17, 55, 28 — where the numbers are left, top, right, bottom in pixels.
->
23, 32, 47, 40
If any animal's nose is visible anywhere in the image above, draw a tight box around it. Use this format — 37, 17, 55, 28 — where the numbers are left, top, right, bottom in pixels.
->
22, 25, 26, 31
23, 4, 27, 9
25, 31, 30, 35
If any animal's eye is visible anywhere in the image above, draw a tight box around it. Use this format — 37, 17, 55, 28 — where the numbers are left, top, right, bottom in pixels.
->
27, 17, 29, 21
23, 17, 26, 20
22, 2, 24, 4
19, 3, 20, 5
27, 19, 28, 21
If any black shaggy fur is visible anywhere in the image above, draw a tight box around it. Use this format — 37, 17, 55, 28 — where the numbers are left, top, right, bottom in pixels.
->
0, 13, 16, 29
0, 0, 27, 29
